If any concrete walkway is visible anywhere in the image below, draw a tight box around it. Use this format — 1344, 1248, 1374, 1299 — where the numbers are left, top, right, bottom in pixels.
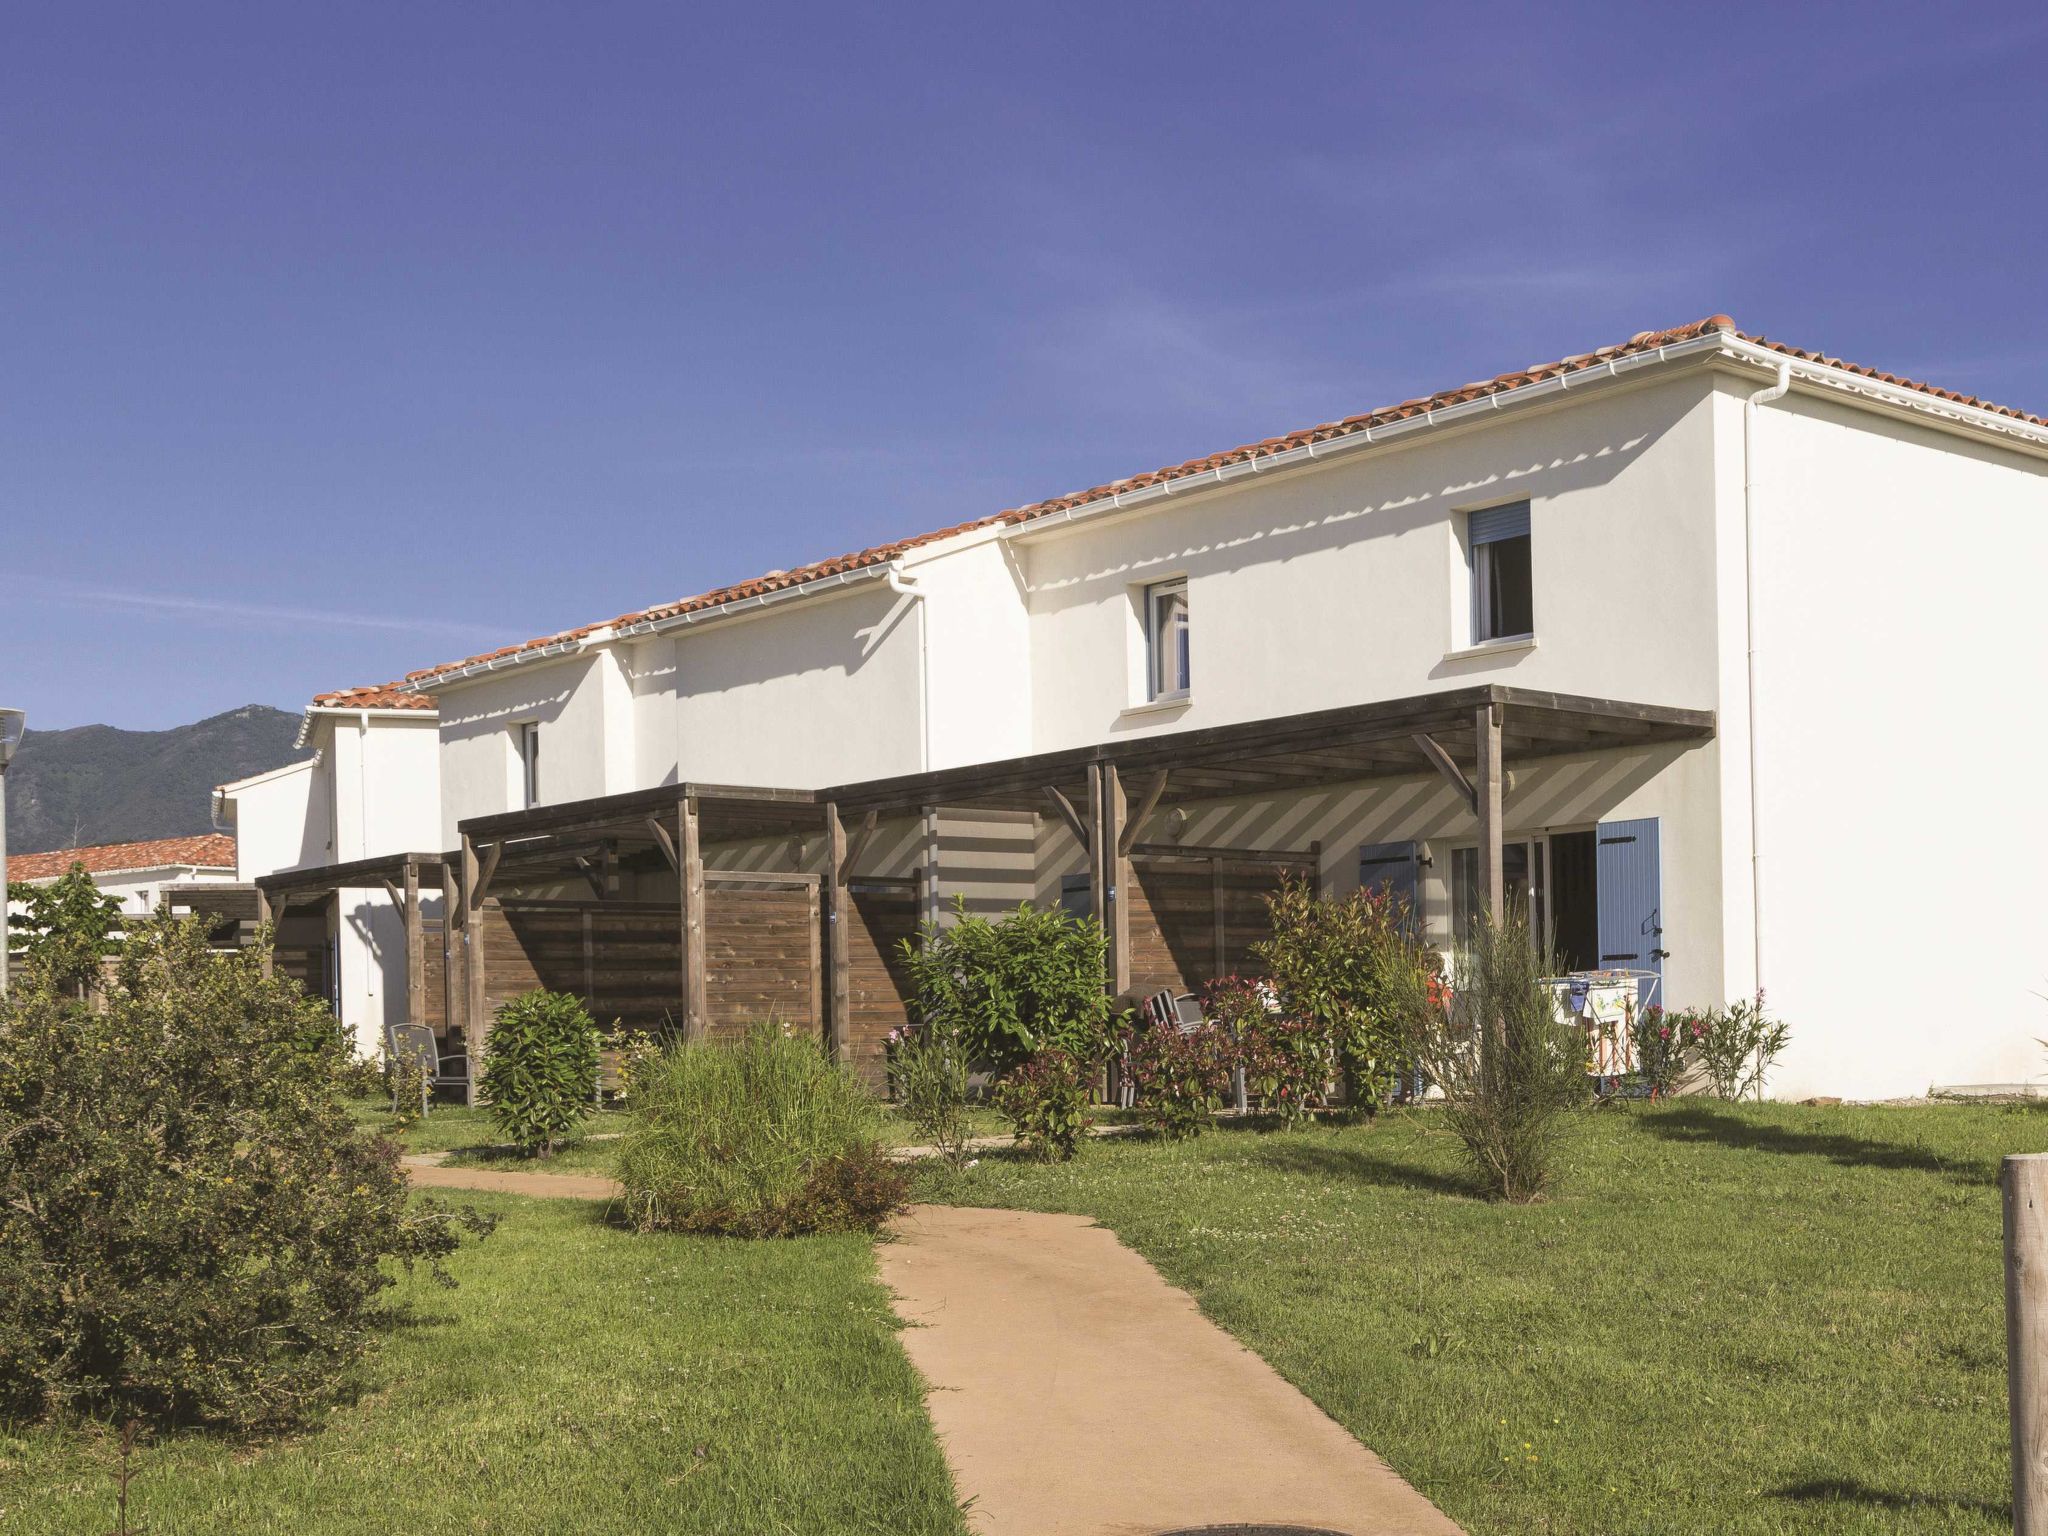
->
879, 1204, 1462, 1536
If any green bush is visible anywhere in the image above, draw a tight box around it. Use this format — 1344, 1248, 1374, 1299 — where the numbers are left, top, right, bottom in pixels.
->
5, 863, 122, 997
479, 990, 601, 1156
0, 915, 486, 1432
1255, 877, 1415, 1108
1681, 994, 1791, 1101
1396, 909, 1588, 1202
615, 1024, 906, 1237
1124, 1017, 1233, 1140
888, 1020, 974, 1165
898, 898, 1111, 1075
994, 1049, 1092, 1160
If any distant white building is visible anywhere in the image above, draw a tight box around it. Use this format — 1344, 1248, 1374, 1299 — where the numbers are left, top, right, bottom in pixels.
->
7, 833, 238, 917
214, 684, 442, 1055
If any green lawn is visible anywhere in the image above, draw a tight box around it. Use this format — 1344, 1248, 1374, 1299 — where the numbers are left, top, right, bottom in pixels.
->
914, 1100, 2030, 1535
2, 1192, 967, 1536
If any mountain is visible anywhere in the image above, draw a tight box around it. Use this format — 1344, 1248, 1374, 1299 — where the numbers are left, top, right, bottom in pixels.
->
3, 705, 306, 855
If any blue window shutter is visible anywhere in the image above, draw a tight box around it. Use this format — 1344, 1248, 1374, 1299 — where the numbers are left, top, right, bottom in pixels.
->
1469, 501, 1531, 545
1358, 841, 1421, 922
1595, 817, 1662, 1005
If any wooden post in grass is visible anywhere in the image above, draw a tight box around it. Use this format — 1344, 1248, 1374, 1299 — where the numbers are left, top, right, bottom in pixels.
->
2006, 1152, 2048, 1534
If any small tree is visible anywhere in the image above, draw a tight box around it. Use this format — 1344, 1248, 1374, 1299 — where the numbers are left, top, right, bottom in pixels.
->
479, 990, 601, 1156
6, 863, 122, 996
898, 899, 1111, 1075
889, 1020, 974, 1166
1395, 909, 1588, 1202
0, 915, 485, 1432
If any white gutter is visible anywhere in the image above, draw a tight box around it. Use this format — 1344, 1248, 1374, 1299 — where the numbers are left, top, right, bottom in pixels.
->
885, 564, 931, 771
1742, 360, 1793, 1000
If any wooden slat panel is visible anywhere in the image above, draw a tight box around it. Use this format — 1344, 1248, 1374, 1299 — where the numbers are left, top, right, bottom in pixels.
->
846, 882, 918, 1089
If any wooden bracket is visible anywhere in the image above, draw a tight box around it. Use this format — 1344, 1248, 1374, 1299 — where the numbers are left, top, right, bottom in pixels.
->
472, 841, 503, 908
646, 816, 680, 871
1119, 769, 1170, 857
379, 878, 406, 909
1412, 732, 1479, 816
843, 809, 881, 874
572, 855, 607, 901
1044, 784, 1091, 851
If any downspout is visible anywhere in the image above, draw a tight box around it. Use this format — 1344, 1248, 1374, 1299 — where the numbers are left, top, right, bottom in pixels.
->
1743, 360, 1792, 997
885, 565, 931, 771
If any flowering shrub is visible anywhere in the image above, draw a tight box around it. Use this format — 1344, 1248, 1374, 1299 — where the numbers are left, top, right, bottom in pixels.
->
1254, 878, 1418, 1108
995, 1049, 1091, 1160
1236, 1009, 1341, 1122
1126, 1018, 1234, 1139
1676, 993, 1789, 1101
1631, 1006, 1692, 1097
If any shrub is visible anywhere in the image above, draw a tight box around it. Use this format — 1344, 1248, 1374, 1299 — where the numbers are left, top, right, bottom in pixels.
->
479, 990, 601, 1156
1396, 910, 1588, 1202
615, 1023, 905, 1237
994, 1049, 1092, 1160
1255, 877, 1416, 1108
5, 864, 122, 997
889, 1020, 974, 1166
0, 915, 486, 1432
1682, 993, 1790, 1101
1630, 1005, 1691, 1098
1125, 1018, 1233, 1139
899, 898, 1111, 1075
1237, 1007, 1341, 1122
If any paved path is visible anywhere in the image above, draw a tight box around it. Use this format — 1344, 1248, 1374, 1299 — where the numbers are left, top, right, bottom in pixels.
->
879, 1204, 1462, 1536
401, 1154, 621, 1201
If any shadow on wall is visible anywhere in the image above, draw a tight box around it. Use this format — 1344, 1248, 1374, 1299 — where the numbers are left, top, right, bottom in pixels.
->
1637, 1103, 1996, 1187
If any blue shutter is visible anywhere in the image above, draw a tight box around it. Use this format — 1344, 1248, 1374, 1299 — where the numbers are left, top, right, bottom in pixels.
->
1469, 501, 1530, 545
1595, 817, 1663, 1006
1358, 841, 1421, 924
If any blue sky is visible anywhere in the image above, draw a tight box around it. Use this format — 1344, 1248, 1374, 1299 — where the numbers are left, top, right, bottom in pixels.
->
5, 3, 2043, 729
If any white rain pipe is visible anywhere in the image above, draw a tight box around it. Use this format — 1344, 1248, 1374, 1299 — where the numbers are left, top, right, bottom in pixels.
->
885, 564, 931, 771
1743, 359, 1792, 997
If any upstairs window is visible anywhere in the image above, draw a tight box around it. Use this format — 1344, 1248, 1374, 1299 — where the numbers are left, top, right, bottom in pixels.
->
1469, 501, 1533, 644
1146, 578, 1191, 701
517, 721, 541, 809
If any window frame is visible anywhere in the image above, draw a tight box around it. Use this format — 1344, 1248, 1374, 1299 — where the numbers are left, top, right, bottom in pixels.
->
1145, 577, 1191, 703
516, 721, 541, 809
1467, 502, 1534, 646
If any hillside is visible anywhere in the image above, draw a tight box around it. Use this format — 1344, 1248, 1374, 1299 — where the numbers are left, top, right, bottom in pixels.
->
3, 705, 306, 855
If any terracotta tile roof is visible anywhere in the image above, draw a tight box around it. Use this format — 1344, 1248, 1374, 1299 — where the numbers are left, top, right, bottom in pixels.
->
308, 682, 436, 711
10, 833, 238, 882
393, 314, 2048, 692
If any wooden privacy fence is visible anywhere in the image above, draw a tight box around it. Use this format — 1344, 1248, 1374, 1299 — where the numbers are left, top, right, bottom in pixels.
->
1125, 843, 1318, 998
474, 873, 823, 1041
843, 877, 921, 1087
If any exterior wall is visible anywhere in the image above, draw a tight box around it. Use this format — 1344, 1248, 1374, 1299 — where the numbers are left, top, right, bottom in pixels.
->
435, 653, 623, 846
910, 533, 1035, 771
1017, 374, 1725, 753
1747, 389, 2048, 1098
227, 758, 328, 878
326, 713, 441, 861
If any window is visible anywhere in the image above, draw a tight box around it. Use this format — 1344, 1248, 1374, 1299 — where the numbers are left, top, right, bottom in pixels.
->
1469, 501, 1533, 643
517, 722, 541, 809
1146, 578, 1191, 701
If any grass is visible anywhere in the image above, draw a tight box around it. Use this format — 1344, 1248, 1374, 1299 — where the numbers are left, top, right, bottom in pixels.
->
914, 1099, 2034, 1535
1, 1192, 967, 1536
346, 1098, 632, 1174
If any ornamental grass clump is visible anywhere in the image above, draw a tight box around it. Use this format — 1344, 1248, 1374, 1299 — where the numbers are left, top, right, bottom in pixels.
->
479, 989, 601, 1156
0, 915, 487, 1433
615, 1024, 906, 1237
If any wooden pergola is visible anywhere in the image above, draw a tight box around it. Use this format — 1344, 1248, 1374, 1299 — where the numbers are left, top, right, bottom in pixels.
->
826, 685, 1714, 994
253, 852, 451, 1026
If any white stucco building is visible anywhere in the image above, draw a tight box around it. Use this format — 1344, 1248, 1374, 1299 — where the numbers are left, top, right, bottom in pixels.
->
268, 316, 2047, 1099
214, 686, 442, 1055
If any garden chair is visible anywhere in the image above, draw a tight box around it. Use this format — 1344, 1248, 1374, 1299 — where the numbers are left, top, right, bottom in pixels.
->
385, 1023, 469, 1117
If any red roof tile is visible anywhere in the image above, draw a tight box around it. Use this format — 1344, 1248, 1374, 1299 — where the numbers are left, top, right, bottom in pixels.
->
308, 682, 436, 710
385, 315, 2048, 693
10, 833, 238, 882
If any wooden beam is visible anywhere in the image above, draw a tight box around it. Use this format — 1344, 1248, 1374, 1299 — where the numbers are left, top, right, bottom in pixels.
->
1093, 763, 1129, 997
1412, 732, 1480, 816
438, 858, 456, 1036
472, 840, 503, 908
460, 835, 484, 1106
1043, 784, 1090, 850
403, 858, 425, 1026
824, 801, 851, 1065
645, 816, 679, 871
1118, 769, 1170, 857
678, 796, 707, 1042
1475, 703, 1504, 923
379, 877, 405, 909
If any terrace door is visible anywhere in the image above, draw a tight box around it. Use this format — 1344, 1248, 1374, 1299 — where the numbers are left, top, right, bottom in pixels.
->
1595, 817, 1663, 1008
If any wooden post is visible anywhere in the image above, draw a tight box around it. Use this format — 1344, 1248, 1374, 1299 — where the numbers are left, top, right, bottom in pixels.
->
1088, 763, 1130, 997
254, 884, 274, 978
825, 801, 851, 1065
678, 796, 706, 1041
2008, 1153, 2048, 1534
461, 834, 484, 1105
402, 858, 425, 1026
1474, 702, 1505, 921
438, 858, 456, 1036
921, 805, 942, 925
